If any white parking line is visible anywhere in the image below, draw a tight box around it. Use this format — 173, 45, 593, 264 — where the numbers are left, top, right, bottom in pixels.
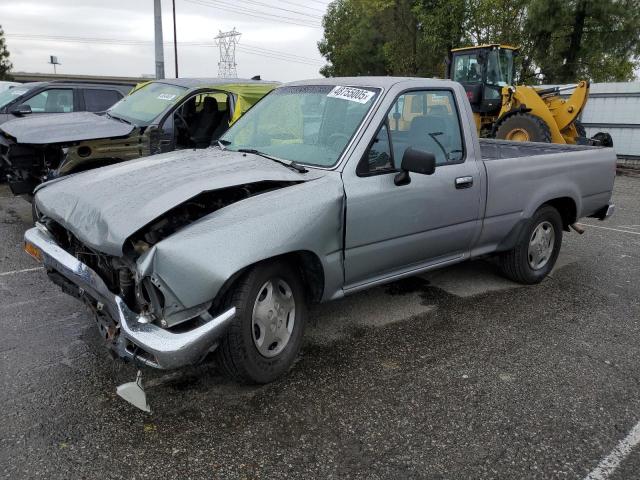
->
583, 420, 640, 480
577, 223, 640, 236
0, 266, 43, 277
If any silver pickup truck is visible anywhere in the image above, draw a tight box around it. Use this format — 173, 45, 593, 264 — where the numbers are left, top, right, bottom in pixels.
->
25, 77, 616, 386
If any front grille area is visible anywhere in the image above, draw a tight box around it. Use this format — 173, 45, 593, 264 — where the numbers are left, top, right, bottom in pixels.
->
46, 220, 121, 293
43, 219, 167, 320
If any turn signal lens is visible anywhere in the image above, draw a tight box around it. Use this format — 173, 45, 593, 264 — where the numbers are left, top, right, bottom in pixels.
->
24, 242, 43, 262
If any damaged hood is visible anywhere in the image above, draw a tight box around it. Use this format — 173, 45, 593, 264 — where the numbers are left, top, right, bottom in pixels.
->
0, 112, 134, 144
35, 148, 320, 256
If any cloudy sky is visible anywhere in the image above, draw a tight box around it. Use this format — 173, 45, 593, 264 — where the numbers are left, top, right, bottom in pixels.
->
0, 0, 329, 82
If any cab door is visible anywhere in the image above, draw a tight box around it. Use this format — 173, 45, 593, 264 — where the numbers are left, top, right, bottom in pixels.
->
343, 89, 483, 288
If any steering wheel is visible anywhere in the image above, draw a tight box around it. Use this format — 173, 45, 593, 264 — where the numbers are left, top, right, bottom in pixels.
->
327, 133, 350, 151
175, 111, 189, 129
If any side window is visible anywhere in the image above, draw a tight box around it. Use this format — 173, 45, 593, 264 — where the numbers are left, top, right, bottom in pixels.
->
357, 123, 393, 175
453, 54, 483, 83
23, 89, 74, 113
387, 90, 464, 166
83, 89, 122, 112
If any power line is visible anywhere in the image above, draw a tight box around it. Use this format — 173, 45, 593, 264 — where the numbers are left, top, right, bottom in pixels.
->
183, 0, 322, 28
237, 46, 323, 66
276, 0, 327, 14
235, 0, 323, 19
6, 33, 324, 66
187, 0, 322, 26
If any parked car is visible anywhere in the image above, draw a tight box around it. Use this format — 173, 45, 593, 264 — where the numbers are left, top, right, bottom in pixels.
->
25, 77, 616, 391
1, 78, 278, 195
0, 80, 133, 126
0, 80, 133, 185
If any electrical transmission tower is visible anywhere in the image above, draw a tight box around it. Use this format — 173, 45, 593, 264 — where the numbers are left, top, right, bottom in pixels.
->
214, 28, 241, 78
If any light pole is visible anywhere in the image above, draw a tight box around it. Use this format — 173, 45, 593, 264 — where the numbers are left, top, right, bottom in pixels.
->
172, 0, 178, 78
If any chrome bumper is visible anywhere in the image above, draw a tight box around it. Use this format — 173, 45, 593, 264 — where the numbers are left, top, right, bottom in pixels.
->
24, 224, 235, 369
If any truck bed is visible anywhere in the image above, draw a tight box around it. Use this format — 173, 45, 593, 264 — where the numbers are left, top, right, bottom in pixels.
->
471, 138, 617, 257
480, 139, 600, 160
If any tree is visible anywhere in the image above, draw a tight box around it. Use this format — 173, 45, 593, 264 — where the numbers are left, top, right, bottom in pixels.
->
525, 0, 640, 83
318, 0, 467, 78
318, 0, 388, 77
0, 25, 13, 81
318, 0, 640, 84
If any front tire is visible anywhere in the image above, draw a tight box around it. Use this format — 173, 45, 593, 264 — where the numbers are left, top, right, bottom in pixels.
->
498, 205, 563, 284
215, 260, 307, 384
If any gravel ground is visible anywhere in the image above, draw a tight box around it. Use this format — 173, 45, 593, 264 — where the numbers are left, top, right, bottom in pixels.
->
0, 174, 639, 479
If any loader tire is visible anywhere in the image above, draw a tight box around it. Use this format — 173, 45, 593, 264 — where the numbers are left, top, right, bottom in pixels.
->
497, 205, 563, 285
214, 260, 307, 384
495, 113, 552, 143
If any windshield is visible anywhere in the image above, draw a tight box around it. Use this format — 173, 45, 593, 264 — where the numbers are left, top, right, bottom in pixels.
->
108, 82, 187, 125
0, 86, 32, 109
220, 85, 380, 168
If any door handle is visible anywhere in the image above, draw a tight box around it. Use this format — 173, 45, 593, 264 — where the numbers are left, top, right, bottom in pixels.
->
455, 176, 474, 189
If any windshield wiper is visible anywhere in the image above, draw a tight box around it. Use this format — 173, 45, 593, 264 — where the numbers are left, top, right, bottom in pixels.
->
106, 112, 132, 125
237, 148, 308, 173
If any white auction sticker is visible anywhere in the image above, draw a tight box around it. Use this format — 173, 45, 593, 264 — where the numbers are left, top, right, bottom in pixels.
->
157, 93, 177, 101
327, 86, 375, 104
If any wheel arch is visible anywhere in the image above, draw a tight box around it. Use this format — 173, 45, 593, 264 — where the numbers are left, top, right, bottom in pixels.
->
542, 197, 577, 231
211, 250, 326, 311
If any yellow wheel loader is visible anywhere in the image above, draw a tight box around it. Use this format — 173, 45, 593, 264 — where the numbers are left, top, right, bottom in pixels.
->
446, 44, 613, 146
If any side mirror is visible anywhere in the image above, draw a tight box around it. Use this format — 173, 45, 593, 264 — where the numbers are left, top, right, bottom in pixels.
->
10, 104, 32, 116
394, 147, 436, 186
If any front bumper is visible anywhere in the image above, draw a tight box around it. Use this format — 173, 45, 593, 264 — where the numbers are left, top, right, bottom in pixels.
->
24, 224, 235, 369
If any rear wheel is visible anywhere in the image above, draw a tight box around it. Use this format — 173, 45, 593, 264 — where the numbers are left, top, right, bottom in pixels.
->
495, 113, 552, 143
215, 260, 307, 384
498, 205, 563, 284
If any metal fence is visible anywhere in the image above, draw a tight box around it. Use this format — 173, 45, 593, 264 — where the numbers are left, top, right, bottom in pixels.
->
541, 82, 640, 165
579, 82, 640, 164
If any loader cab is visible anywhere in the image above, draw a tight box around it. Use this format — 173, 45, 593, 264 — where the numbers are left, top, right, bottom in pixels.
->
448, 44, 517, 115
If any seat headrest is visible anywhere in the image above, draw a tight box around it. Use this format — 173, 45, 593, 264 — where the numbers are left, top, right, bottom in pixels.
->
409, 115, 447, 137
202, 97, 218, 113
184, 97, 197, 116
428, 105, 448, 116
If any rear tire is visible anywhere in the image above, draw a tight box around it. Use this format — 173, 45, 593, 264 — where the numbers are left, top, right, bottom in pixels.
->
498, 205, 563, 284
215, 260, 307, 384
495, 113, 552, 143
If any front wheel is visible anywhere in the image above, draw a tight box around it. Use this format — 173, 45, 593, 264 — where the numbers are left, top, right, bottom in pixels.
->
215, 260, 307, 384
498, 205, 563, 284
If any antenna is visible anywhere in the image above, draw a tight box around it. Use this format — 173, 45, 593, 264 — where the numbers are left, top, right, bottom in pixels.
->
214, 28, 241, 78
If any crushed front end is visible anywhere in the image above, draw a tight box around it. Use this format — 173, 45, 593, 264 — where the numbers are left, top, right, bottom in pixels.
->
23, 220, 235, 369
0, 133, 64, 195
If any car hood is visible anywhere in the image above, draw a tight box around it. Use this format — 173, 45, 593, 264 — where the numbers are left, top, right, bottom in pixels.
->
35, 148, 321, 256
0, 112, 134, 144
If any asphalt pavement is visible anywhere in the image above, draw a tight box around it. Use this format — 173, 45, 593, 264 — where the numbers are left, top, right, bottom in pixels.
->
1, 174, 639, 479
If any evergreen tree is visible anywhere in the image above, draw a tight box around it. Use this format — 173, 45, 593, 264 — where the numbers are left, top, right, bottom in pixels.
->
318, 0, 640, 83
0, 25, 13, 81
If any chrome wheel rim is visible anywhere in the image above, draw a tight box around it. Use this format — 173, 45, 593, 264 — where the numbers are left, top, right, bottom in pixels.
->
251, 278, 296, 358
528, 221, 555, 270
